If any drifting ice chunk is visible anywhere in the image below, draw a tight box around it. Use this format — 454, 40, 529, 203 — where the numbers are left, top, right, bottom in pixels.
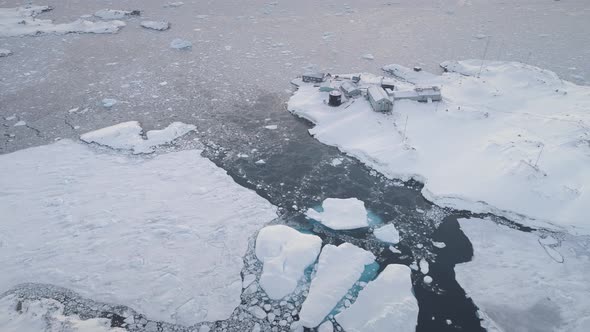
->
264, 124, 278, 130
13, 120, 26, 127
140, 21, 170, 31
0, 6, 126, 37
336, 264, 418, 332
170, 38, 192, 50
0, 49, 12, 57
80, 121, 196, 154
0, 140, 277, 325
255, 225, 322, 299
0, 295, 124, 331
101, 98, 117, 108
164, 2, 185, 7
94, 9, 140, 20
419, 259, 429, 274
318, 321, 334, 332
306, 198, 369, 230
361, 54, 375, 61
373, 224, 400, 244
299, 243, 376, 328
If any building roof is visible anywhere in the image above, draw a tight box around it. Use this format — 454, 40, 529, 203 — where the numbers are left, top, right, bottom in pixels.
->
303, 72, 325, 79
341, 81, 359, 92
368, 86, 390, 102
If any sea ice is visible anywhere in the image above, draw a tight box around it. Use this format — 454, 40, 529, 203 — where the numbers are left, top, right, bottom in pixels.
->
0, 139, 277, 325
0, 295, 125, 332
0, 5, 126, 37
140, 21, 170, 31
264, 124, 278, 130
0, 49, 12, 57
289, 61, 590, 234
306, 198, 369, 230
456, 218, 590, 332
255, 225, 322, 299
298, 243, 375, 328
170, 38, 192, 50
336, 264, 418, 332
373, 223, 400, 244
13, 120, 26, 127
94, 9, 139, 20
101, 98, 117, 108
318, 321, 334, 332
80, 121, 196, 154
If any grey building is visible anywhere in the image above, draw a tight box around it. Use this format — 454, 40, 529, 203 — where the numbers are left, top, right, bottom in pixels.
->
302, 72, 325, 83
393, 86, 442, 102
340, 81, 361, 98
367, 86, 393, 112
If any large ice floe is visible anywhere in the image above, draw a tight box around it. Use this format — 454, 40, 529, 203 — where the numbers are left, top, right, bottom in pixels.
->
456, 218, 590, 332
0, 5, 125, 37
306, 198, 369, 230
0, 295, 124, 332
336, 264, 418, 332
298, 243, 376, 328
80, 121, 196, 154
0, 123, 277, 325
255, 225, 322, 299
289, 60, 590, 234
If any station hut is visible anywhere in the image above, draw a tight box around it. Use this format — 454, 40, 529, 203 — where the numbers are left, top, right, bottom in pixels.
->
380, 78, 396, 90
340, 81, 361, 98
367, 86, 393, 112
394, 86, 442, 102
302, 72, 325, 83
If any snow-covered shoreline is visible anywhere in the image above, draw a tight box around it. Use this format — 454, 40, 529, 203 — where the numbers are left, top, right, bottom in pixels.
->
288, 60, 590, 235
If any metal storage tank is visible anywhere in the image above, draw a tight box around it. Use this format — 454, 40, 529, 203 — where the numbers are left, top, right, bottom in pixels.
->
328, 90, 342, 106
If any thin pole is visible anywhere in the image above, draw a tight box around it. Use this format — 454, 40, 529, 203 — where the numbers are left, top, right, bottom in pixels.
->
478, 36, 491, 78
402, 115, 408, 142
534, 144, 544, 168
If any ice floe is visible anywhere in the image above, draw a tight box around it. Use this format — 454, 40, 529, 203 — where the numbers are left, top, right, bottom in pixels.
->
289, 61, 590, 234
456, 218, 590, 332
255, 225, 322, 299
80, 121, 195, 154
140, 20, 170, 31
0, 295, 124, 332
0, 5, 126, 37
336, 264, 418, 332
94, 9, 140, 20
0, 49, 12, 57
298, 243, 375, 328
170, 38, 192, 50
306, 198, 369, 230
0, 139, 277, 325
373, 223, 400, 244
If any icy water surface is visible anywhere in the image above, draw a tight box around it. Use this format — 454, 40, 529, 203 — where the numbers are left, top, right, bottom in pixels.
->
1, 0, 587, 331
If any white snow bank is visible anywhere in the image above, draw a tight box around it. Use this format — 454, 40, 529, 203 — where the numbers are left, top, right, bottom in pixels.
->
80, 121, 196, 154
373, 224, 400, 244
336, 264, 418, 332
0, 295, 124, 332
456, 218, 590, 332
140, 21, 170, 31
94, 9, 139, 20
289, 61, 590, 234
0, 140, 277, 325
306, 198, 369, 230
0, 5, 125, 37
255, 225, 322, 299
382, 64, 439, 84
299, 243, 375, 328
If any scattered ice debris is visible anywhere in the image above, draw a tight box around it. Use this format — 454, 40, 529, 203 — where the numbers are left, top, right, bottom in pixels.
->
474, 33, 488, 39
101, 98, 117, 108
419, 259, 430, 274
290, 61, 590, 234
306, 198, 369, 230
336, 265, 418, 332
0, 295, 124, 331
170, 38, 192, 50
164, 2, 185, 8
361, 53, 375, 60
456, 218, 590, 332
140, 20, 170, 31
330, 158, 343, 166
0, 5, 126, 37
389, 246, 402, 254
13, 120, 26, 127
4, 115, 16, 121
255, 225, 322, 299
255, 159, 266, 165
0, 139, 277, 325
264, 124, 278, 130
94, 9, 140, 20
249, 306, 267, 320
80, 121, 196, 154
423, 276, 433, 284
243, 274, 256, 289
373, 223, 400, 244
299, 243, 376, 328
432, 241, 446, 248
0, 49, 12, 57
